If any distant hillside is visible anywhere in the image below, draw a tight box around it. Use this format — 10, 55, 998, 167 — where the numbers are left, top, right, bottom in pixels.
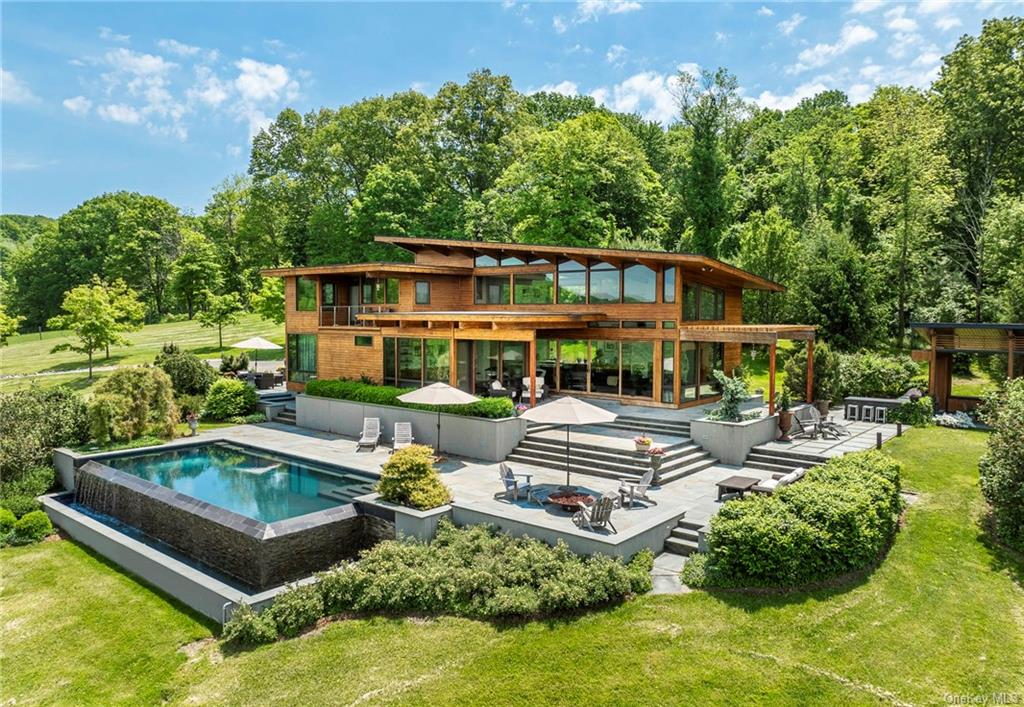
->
0, 214, 56, 257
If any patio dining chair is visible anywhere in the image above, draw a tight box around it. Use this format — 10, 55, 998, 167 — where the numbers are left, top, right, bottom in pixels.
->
807, 407, 850, 438
573, 495, 617, 533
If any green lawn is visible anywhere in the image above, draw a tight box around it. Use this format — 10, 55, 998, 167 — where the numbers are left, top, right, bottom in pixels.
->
741, 341, 793, 394
0, 314, 284, 396
2, 427, 1022, 705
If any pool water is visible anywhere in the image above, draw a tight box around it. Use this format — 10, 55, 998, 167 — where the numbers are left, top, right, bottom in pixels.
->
102, 442, 377, 523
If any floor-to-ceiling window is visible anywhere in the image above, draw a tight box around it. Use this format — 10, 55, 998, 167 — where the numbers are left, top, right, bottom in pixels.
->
424, 339, 450, 384
383, 337, 451, 387
559, 340, 588, 391
699, 342, 724, 397
474, 276, 510, 304
287, 334, 317, 383
589, 341, 620, 394
681, 342, 697, 402
557, 260, 586, 303
397, 338, 423, 387
513, 273, 553, 304
661, 340, 675, 403
536, 339, 557, 388
502, 342, 526, 384
474, 340, 500, 389
621, 341, 654, 398
383, 338, 396, 386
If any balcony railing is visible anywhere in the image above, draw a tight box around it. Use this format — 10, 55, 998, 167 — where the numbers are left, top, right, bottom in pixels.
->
319, 305, 392, 327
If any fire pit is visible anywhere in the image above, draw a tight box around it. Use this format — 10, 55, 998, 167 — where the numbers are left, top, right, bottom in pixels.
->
547, 491, 594, 512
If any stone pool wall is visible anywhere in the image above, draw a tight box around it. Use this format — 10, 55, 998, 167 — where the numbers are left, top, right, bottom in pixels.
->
74, 460, 395, 590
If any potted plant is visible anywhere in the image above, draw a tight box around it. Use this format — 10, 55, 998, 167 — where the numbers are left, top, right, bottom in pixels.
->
776, 388, 793, 441
648, 446, 665, 483
514, 403, 529, 416
634, 435, 653, 452
815, 399, 831, 416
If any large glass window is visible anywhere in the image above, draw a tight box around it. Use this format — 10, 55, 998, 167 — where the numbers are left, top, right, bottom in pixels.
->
681, 342, 697, 402
475, 254, 499, 267
663, 266, 676, 303
363, 278, 400, 305
513, 273, 553, 304
557, 260, 586, 303
683, 284, 726, 321
623, 264, 656, 303
321, 282, 336, 306
475, 340, 500, 390
621, 342, 654, 398
474, 276, 510, 304
415, 281, 430, 305
699, 342, 724, 397
536, 339, 557, 388
287, 334, 317, 383
558, 340, 588, 391
398, 338, 422, 387
383, 338, 396, 386
661, 341, 675, 404
424, 339, 450, 384
588, 262, 620, 303
296, 277, 317, 311
589, 341, 620, 394
501, 255, 526, 266
502, 342, 526, 384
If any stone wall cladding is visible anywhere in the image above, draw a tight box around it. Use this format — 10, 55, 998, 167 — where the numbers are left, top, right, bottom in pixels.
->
75, 460, 390, 590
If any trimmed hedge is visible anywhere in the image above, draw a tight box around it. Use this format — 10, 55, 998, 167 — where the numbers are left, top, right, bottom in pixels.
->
835, 352, 925, 399
683, 450, 902, 589
223, 520, 653, 645
156, 352, 218, 396
204, 379, 258, 421
377, 445, 451, 510
2, 509, 54, 546
304, 379, 515, 419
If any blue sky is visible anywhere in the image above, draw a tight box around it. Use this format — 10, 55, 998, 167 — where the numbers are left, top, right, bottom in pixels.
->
2, 1, 1017, 217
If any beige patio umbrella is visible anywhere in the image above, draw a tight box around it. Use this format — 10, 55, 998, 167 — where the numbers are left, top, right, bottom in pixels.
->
397, 382, 480, 454
231, 336, 283, 373
518, 396, 617, 488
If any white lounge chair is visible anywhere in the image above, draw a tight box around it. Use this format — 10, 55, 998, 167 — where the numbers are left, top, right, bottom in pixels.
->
392, 422, 414, 452
498, 462, 542, 505
357, 417, 381, 451
618, 468, 657, 508
752, 467, 806, 494
521, 373, 544, 401
573, 495, 617, 533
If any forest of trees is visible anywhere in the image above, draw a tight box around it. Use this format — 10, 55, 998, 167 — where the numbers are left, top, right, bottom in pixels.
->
2, 17, 1022, 353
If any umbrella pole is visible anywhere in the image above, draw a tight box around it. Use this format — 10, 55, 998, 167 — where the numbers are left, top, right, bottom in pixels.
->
437, 408, 442, 455
565, 424, 571, 488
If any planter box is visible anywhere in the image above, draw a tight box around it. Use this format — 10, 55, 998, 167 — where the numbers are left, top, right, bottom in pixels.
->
356, 493, 451, 542
689, 414, 780, 466
296, 394, 528, 462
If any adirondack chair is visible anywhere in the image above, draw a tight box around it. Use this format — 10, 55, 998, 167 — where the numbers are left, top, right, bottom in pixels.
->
391, 422, 414, 452
357, 417, 381, 451
573, 495, 617, 533
790, 406, 819, 439
498, 462, 542, 505
618, 468, 657, 508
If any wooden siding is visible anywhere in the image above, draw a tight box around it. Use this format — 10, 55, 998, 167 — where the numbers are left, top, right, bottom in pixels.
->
316, 330, 384, 382
285, 276, 319, 333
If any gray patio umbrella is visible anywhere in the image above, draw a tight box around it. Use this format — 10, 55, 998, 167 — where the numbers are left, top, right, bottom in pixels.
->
518, 396, 618, 487
231, 336, 283, 373
397, 382, 480, 454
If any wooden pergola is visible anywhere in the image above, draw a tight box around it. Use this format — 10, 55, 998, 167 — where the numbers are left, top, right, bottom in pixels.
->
910, 322, 1024, 412
680, 324, 817, 415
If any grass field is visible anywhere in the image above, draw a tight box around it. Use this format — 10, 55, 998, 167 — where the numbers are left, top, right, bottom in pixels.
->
0, 314, 284, 395
2, 427, 1021, 705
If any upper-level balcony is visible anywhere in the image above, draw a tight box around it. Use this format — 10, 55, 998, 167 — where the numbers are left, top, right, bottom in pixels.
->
319, 305, 394, 327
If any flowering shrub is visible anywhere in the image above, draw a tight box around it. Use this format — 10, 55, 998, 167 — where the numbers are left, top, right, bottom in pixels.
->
633, 436, 652, 446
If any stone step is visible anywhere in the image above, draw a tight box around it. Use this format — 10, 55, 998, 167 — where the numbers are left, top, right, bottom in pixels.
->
506, 449, 648, 477
663, 536, 698, 556
670, 527, 700, 543
749, 446, 829, 464
677, 518, 705, 532
656, 457, 719, 483
743, 459, 798, 475
504, 454, 631, 482
599, 420, 691, 436
520, 436, 698, 461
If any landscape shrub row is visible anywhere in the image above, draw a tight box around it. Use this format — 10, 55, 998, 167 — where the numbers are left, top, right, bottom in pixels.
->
223, 520, 654, 645
683, 450, 903, 589
887, 396, 934, 427
305, 379, 515, 419
0, 508, 54, 546
978, 378, 1024, 552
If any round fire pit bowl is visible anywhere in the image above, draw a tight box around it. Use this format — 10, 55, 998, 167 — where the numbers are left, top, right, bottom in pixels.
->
547, 491, 595, 512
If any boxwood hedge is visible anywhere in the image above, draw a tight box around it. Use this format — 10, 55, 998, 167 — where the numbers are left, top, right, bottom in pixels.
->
304, 379, 514, 419
683, 450, 903, 589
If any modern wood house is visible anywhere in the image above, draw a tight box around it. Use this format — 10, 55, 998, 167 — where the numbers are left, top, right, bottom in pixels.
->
263, 236, 816, 411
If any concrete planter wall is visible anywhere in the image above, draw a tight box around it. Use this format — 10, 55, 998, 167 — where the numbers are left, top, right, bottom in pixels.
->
356, 493, 452, 542
689, 414, 780, 466
296, 394, 527, 462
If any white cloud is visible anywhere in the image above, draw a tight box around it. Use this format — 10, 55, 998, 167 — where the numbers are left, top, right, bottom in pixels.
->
566, 43, 592, 54
790, 21, 877, 72
553, 15, 568, 33
590, 71, 680, 124
757, 6, 774, 16
715, 31, 729, 43
410, 81, 430, 93
849, 0, 884, 13
157, 39, 201, 57
777, 13, 806, 36
677, 62, 701, 78
532, 80, 579, 96
226, 144, 242, 157
917, 0, 953, 14
104, 47, 176, 77
935, 15, 962, 31
1, 69, 39, 105
97, 103, 142, 124
234, 58, 296, 103
847, 82, 874, 103
756, 81, 829, 110
605, 43, 627, 64
99, 26, 130, 43
913, 48, 943, 67
885, 6, 918, 32
62, 95, 92, 115
859, 62, 883, 79
576, 0, 642, 23
888, 30, 924, 59
3, 157, 58, 171
188, 66, 230, 107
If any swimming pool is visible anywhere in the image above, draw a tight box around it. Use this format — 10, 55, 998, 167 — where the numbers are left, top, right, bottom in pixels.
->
102, 442, 378, 523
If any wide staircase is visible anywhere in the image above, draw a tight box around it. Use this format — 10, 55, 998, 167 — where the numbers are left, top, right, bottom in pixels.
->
744, 445, 828, 475
663, 517, 704, 556
507, 420, 716, 485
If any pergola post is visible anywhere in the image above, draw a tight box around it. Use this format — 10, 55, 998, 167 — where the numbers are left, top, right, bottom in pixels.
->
528, 337, 536, 407
806, 338, 815, 404
1010, 334, 1015, 379
768, 342, 777, 416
